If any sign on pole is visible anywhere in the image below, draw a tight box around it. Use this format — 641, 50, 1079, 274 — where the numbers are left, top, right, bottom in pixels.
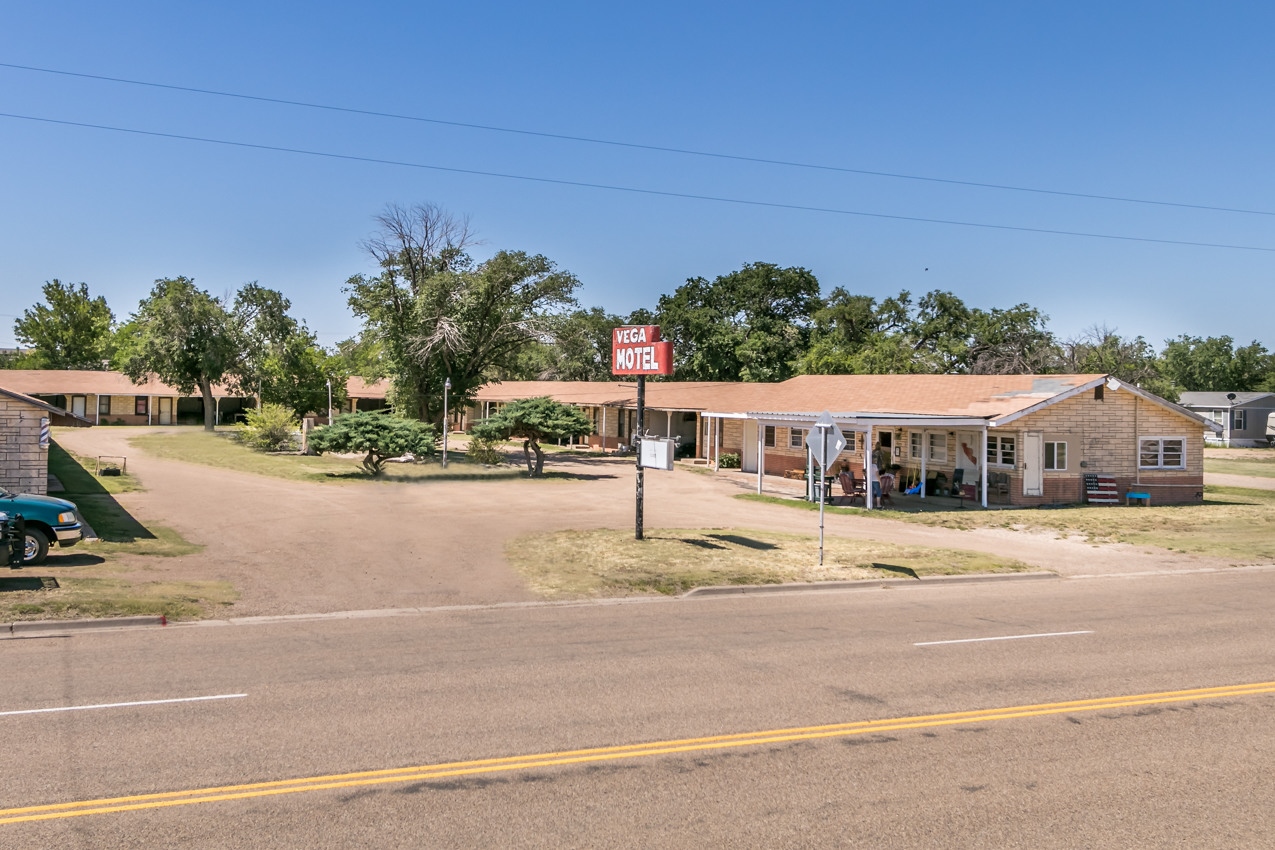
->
612, 325, 675, 541
805, 411, 845, 566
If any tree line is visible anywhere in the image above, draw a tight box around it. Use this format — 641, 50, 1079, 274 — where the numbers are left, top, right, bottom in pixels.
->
8, 202, 1274, 432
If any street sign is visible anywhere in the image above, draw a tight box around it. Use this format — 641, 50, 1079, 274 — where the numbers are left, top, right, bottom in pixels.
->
805, 411, 846, 469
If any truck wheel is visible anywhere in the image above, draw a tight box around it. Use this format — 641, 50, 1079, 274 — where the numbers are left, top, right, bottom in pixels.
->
24, 528, 50, 566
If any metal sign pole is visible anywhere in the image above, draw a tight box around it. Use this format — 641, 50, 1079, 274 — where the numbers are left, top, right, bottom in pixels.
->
636, 374, 645, 541
819, 427, 827, 566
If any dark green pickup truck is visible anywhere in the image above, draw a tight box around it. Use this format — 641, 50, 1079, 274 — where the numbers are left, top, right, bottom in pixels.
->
0, 487, 83, 566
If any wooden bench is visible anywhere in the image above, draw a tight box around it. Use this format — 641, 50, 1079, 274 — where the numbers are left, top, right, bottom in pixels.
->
1125, 491, 1151, 506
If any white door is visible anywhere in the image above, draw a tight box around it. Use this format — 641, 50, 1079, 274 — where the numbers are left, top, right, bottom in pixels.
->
1023, 432, 1044, 496
158, 397, 173, 425
71, 396, 87, 417
742, 420, 759, 473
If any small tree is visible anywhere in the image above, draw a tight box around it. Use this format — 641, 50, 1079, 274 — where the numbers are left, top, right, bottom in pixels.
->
239, 403, 300, 452
470, 396, 592, 477
310, 410, 436, 475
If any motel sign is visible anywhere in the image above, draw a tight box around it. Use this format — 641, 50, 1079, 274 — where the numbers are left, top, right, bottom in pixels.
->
612, 325, 674, 376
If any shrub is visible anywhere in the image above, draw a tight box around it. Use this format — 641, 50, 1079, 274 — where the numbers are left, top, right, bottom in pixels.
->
718, 452, 741, 469
239, 403, 300, 452
466, 433, 507, 465
310, 410, 436, 475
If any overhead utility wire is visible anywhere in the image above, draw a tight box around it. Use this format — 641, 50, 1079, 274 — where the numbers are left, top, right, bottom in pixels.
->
2, 61, 1271, 218
3, 111, 1272, 255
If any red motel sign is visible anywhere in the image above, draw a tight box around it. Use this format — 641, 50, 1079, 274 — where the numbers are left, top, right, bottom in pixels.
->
612, 325, 674, 376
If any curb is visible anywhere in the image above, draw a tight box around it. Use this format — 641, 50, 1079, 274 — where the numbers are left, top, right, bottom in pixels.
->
4, 615, 166, 637
682, 571, 1058, 598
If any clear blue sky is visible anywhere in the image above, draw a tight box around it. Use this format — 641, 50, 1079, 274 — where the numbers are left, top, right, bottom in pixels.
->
2, 2, 1272, 352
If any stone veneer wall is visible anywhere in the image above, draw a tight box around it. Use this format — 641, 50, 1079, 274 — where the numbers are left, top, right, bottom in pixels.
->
0, 396, 48, 495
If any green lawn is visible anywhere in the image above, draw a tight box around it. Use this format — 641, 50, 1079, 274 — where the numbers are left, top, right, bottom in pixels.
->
506, 527, 1034, 598
130, 429, 531, 483
1205, 456, 1275, 478
738, 486, 1275, 564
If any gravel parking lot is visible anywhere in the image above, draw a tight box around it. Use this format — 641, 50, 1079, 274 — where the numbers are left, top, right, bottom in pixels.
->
48, 427, 1247, 617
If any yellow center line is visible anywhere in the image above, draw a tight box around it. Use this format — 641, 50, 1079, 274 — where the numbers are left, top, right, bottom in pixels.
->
3, 681, 1273, 826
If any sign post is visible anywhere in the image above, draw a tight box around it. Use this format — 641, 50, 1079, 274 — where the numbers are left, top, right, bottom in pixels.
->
612, 325, 675, 540
805, 411, 847, 566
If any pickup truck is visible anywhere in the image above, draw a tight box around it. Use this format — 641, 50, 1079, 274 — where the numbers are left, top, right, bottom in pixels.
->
0, 487, 83, 566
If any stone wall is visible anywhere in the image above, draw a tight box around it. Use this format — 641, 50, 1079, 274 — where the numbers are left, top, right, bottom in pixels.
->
0, 396, 48, 495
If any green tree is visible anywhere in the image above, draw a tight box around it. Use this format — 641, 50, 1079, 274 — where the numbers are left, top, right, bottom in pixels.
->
1160, 335, 1271, 392
346, 203, 578, 425
541, 307, 627, 381
1060, 325, 1175, 398
13, 280, 116, 369
470, 396, 592, 477
231, 283, 335, 416
965, 304, 1059, 374
114, 277, 241, 430
309, 410, 436, 475
655, 263, 820, 382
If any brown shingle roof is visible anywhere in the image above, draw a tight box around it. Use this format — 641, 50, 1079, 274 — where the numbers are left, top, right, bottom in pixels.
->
0, 370, 240, 397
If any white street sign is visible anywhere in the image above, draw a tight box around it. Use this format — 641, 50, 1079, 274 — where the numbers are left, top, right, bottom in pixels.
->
805, 411, 846, 469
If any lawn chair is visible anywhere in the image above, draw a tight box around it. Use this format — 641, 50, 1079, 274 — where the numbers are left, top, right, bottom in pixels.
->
838, 470, 865, 506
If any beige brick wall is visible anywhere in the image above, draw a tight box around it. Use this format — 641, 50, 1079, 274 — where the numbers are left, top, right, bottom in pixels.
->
0, 397, 48, 495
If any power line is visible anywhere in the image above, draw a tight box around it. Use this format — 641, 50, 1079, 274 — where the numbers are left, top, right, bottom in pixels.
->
5, 111, 1273, 255
3, 60, 1272, 219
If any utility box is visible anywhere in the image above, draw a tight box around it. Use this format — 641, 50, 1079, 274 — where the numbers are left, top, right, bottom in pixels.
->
639, 438, 675, 471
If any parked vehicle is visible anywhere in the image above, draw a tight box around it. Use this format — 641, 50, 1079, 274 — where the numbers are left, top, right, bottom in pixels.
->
0, 488, 82, 565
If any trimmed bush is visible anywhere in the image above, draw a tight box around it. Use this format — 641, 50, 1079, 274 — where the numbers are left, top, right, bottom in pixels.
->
310, 410, 436, 475
718, 452, 741, 469
239, 403, 299, 452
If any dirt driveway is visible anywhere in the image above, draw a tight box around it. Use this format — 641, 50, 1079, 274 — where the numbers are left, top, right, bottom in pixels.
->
52, 427, 1241, 617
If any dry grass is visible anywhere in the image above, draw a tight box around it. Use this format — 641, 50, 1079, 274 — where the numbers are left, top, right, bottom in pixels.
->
897, 486, 1275, 562
1204, 455, 1275, 479
505, 528, 1034, 598
0, 576, 237, 622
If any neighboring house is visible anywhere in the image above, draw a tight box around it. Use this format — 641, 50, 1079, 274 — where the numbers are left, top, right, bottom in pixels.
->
1177, 392, 1275, 447
0, 385, 91, 496
344, 377, 391, 413
0, 370, 250, 426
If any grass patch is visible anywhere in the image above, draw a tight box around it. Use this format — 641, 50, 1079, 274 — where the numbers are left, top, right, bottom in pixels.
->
130, 430, 530, 484
1205, 457, 1275, 478
738, 488, 1275, 563
0, 577, 236, 622
505, 528, 1033, 598
48, 440, 200, 557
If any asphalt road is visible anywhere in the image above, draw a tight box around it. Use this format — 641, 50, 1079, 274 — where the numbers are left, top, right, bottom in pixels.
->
3, 570, 1275, 848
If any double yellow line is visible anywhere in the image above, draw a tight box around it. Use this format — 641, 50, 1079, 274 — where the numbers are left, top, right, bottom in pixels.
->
4, 681, 1274, 825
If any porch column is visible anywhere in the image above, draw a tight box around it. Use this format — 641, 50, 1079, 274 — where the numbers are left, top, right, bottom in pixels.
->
714, 417, 721, 471
666, 410, 672, 438
148, 395, 153, 426
95, 396, 100, 426
601, 406, 607, 451
920, 432, 927, 500
980, 424, 989, 508
215, 397, 221, 425
756, 422, 764, 494
865, 424, 874, 511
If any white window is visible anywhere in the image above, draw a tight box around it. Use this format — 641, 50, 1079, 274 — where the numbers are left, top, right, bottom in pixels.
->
1139, 437, 1186, 470
927, 432, 947, 462
988, 435, 1016, 467
1044, 441, 1067, 471
1233, 409, 1247, 430
1209, 409, 1224, 425
909, 432, 923, 460
789, 428, 805, 449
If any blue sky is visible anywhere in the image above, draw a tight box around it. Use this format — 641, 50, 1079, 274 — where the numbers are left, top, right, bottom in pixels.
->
2, 2, 1272, 352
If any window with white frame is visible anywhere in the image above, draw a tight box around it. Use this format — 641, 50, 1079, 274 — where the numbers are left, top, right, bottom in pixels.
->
1044, 441, 1067, 471
1209, 409, 1224, 425
789, 428, 805, 449
1233, 409, 1247, 430
909, 432, 922, 459
987, 435, 1016, 467
927, 432, 947, 462
1139, 437, 1185, 469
